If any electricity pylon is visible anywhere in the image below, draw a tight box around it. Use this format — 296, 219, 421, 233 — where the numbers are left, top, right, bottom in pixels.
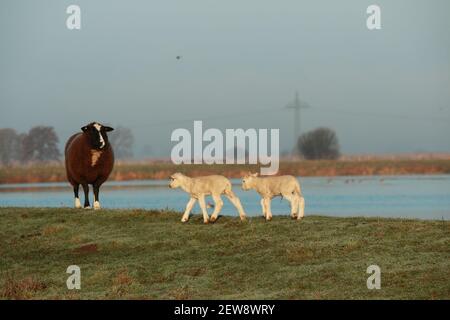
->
285, 91, 310, 147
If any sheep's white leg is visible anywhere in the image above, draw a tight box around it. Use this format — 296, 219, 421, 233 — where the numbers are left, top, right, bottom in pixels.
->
73, 184, 81, 208
198, 195, 210, 224
225, 190, 247, 221
181, 197, 196, 222
264, 198, 272, 221
284, 193, 298, 219
298, 196, 305, 220
292, 196, 299, 219
210, 194, 223, 223
93, 183, 101, 210
260, 199, 266, 218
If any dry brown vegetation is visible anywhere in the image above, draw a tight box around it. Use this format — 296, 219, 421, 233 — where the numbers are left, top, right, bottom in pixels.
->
1, 275, 48, 299
1, 159, 450, 184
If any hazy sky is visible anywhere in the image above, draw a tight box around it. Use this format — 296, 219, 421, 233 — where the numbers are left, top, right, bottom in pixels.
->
1, 0, 449, 157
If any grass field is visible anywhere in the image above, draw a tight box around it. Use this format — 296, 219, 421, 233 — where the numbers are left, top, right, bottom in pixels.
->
0, 208, 449, 300
1, 159, 450, 183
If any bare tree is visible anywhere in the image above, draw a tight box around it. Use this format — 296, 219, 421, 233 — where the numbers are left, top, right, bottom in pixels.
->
109, 126, 134, 160
0, 128, 21, 165
297, 127, 340, 160
21, 126, 61, 163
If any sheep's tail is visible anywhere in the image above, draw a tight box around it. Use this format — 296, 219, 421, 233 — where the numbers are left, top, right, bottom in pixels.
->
294, 179, 302, 196
224, 180, 233, 195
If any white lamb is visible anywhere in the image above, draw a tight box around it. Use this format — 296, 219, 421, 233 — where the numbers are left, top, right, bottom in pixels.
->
169, 173, 247, 224
241, 173, 305, 221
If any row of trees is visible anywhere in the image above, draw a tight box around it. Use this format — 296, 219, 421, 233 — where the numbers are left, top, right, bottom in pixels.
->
0, 127, 60, 165
0, 125, 339, 164
0, 126, 134, 165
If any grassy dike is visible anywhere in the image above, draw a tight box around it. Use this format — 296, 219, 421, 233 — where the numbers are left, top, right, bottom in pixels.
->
0, 207, 449, 299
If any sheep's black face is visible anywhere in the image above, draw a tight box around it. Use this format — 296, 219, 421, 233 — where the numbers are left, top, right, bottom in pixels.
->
81, 122, 114, 150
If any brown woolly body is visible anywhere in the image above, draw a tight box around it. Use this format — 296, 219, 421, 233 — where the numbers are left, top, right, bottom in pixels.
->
65, 133, 114, 186
64, 123, 114, 209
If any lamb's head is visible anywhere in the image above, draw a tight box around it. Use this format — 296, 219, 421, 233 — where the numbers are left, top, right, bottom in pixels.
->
242, 172, 259, 190
169, 172, 185, 189
81, 122, 114, 150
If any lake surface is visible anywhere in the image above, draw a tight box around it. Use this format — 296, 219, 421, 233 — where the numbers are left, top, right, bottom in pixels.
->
1, 175, 450, 220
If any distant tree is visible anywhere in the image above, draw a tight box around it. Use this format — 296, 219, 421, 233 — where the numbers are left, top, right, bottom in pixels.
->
21, 126, 61, 163
297, 127, 340, 160
109, 126, 134, 159
0, 128, 22, 165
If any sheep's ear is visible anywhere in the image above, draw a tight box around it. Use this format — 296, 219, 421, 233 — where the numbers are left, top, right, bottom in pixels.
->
81, 126, 88, 132
104, 126, 114, 132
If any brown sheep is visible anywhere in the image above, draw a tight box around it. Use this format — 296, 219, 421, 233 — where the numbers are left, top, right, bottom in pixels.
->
65, 122, 114, 209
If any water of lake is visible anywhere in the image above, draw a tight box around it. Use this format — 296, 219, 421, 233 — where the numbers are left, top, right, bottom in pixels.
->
1, 175, 449, 220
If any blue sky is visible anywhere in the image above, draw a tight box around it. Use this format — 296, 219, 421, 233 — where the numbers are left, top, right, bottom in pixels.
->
1, 0, 449, 156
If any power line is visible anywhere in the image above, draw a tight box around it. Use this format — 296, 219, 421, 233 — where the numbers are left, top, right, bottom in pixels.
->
311, 105, 450, 122
133, 107, 281, 127
133, 104, 450, 128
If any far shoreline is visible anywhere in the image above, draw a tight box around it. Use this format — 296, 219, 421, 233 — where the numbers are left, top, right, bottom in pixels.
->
1, 158, 450, 184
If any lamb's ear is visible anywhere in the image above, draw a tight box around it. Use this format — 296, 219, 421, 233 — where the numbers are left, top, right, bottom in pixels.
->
103, 126, 114, 132
81, 126, 88, 132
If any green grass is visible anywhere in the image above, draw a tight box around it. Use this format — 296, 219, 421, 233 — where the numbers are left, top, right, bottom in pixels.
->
0, 207, 449, 300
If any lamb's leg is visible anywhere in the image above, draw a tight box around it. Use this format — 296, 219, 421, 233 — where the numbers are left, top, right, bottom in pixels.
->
198, 195, 210, 224
284, 193, 298, 219
82, 184, 90, 209
181, 197, 196, 222
260, 199, 266, 218
225, 190, 247, 221
73, 184, 81, 208
210, 194, 223, 223
298, 196, 305, 220
264, 198, 272, 221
